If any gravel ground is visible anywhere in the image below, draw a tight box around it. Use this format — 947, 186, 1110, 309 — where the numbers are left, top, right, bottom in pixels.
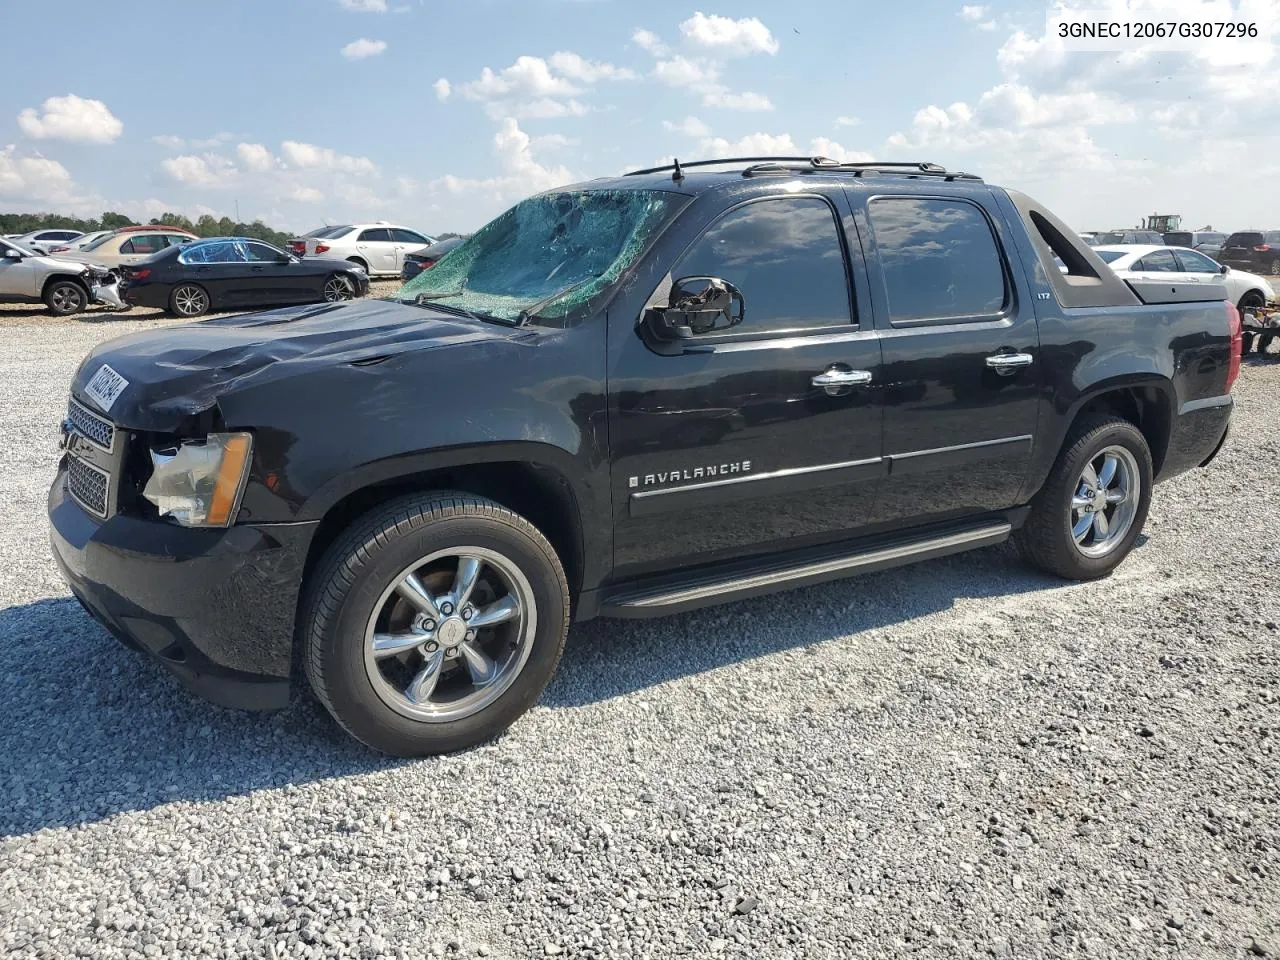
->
1, 313, 1277, 960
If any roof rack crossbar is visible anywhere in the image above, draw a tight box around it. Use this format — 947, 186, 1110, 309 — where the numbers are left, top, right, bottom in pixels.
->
626, 156, 981, 182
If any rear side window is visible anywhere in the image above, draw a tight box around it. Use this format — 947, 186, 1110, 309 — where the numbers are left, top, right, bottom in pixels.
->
867, 197, 1006, 324
1174, 249, 1220, 273
1227, 233, 1263, 247
122, 235, 167, 254
671, 196, 852, 333
180, 240, 249, 264
358, 228, 393, 242
1135, 250, 1178, 272
1096, 250, 1127, 264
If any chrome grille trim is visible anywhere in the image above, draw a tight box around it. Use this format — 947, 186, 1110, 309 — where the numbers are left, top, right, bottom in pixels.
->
68, 398, 115, 452
67, 456, 110, 518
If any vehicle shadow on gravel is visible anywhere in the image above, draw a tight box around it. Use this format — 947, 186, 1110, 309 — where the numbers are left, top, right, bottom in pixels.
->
0, 543, 1083, 837
543, 542, 1076, 709
0, 597, 407, 838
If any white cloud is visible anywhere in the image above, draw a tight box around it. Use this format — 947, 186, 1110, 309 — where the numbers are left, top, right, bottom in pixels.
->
153, 133, 232, 150
462, 57, 581, 101
236, 142, 277, 173
679, 12, 779, 56
339, 0, 387, 11
809, 138, 874, 163
663, 116, 711, 137
548, 51, 637, 83
280, 140, 377, 175
429, 119, 574, 207
834, 116, 861, 128
653, 56, 717, 88
17, 95, 123, 144
433, 78, 451, 101
341, 38, 387, 60
0, 145, 79, 203
702, 90, 773, 111
160, 154, 236, 189
959, 4, 988, 20
632, 28, 668, 56
290, 185, 325, 204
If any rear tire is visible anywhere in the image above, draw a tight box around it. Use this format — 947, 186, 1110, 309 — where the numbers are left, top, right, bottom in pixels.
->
1238, 291, 1265, 318
1014, 415, 1153, 581
44, 280, 87, 316
346, 257, 370, 276
169, 283, 210, 318
302, 493, 570, 756
323, 273, 356, 302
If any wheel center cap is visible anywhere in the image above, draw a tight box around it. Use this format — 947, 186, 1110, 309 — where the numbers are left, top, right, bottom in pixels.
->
1093, 491, 1108, 512
438, 617, 467, 646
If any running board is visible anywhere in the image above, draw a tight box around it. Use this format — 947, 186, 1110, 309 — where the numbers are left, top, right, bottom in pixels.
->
601, 522, 1012, 617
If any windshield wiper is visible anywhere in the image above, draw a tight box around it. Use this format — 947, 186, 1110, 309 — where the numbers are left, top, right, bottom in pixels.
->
516, 277, 600, 326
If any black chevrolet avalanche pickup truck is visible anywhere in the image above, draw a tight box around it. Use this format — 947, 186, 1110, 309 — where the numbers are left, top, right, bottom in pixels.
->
50, 158, 1242, 756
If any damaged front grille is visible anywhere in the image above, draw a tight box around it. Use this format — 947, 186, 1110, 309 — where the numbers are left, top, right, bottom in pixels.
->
68, 398, 115, 451
67, 456, 110, 518
64, 397, 123, 519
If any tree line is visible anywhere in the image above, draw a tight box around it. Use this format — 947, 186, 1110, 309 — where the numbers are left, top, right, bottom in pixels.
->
1, 211, 295, 248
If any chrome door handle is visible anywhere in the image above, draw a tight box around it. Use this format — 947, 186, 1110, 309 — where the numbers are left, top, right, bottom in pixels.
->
812, 368, 873, 392
985, 352, 1034, 374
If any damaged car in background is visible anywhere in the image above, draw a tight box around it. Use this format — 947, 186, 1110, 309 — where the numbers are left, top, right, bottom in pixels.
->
0, 236, 124, 315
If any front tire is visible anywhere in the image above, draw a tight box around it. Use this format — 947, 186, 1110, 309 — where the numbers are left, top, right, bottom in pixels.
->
169, 283, 210, 318
1238, 291, 1265, 319
44, 280, 87, 316
302, 493, 570, 756
1014, 415, 1153, 581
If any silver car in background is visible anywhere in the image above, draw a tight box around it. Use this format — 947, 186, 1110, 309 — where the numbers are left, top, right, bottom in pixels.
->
8, 229, 85, 254
0, 237, 122, 315
287, 222, 434, 277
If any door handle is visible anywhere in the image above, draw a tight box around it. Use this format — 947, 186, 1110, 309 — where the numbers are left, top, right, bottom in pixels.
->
985, 352, 1034, 374
812, 367, 873, 395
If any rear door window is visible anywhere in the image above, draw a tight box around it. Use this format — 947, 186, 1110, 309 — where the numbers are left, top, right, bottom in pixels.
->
181, 241, 248, 264
1135, 250, 1178, 272
669, 196, 853, 334
392, 228, 428, 244
358, 228, 393, 243
246, 242, 283, 262
122, 234, 168, 255
867, 196, 1006, 324
1173, 250, 1220, 273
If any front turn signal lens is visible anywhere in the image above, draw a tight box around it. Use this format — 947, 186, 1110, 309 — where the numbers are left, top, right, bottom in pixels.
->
143, 432, 254, 527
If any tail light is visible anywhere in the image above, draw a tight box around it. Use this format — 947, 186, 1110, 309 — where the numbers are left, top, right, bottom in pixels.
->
314, 244, 330, 254
420, 259, 437, 270
1225, 301, 1242, 392
1254, 244, 1272, 252
128, 268, 150, 281
49, 245, 70, 253
289, 241, 305, 254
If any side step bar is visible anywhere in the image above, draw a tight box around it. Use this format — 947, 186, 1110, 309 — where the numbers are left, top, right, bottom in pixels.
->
601, 523, 1012, 618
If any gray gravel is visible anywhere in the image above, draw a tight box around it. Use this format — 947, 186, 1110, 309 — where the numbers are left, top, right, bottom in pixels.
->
1, 313, 1278, 959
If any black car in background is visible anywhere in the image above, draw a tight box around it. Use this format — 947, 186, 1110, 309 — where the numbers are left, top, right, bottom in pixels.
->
401, 236, 463, 282
120, 237, 370, 317
1219, 231, 1280, 276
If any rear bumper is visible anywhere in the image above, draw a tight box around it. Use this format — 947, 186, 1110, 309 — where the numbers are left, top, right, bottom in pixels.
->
1159, 394, 1233, 482
48, 466, 318, 711
121, 281, 170, 309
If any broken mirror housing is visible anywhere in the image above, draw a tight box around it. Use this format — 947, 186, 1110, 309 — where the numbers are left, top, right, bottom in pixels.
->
142, 432, 253, 527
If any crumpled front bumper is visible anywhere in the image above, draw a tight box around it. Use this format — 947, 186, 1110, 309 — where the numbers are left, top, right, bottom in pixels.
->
48, 463, 319, 711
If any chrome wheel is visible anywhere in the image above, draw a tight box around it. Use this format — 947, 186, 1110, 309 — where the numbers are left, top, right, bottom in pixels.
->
1070, 445, 1140, 559
323, 275, 355, 302
363, 547, 536, 722
173, 285, 208, 316
50, 284, 84, 314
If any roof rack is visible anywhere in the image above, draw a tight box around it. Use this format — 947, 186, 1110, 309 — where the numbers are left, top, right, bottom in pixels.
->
625, 156, 982, 182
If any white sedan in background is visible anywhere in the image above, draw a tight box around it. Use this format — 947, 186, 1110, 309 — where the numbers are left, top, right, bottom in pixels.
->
1095, 244, 1275, 316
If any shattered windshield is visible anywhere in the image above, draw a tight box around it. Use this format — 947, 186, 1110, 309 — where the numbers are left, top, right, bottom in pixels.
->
395, 188, 685, 325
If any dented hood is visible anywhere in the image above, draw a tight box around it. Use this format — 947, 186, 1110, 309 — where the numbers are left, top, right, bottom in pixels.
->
72, 297, 528, 431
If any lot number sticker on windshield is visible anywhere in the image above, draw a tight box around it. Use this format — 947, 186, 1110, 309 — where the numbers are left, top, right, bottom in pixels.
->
84, 364, 129, 413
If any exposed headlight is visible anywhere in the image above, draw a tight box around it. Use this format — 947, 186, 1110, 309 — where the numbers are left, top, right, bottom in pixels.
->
142, 432, 253, 527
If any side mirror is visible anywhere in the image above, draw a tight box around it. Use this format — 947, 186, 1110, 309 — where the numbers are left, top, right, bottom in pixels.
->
1219, 263, 1229, 274
3, 248, 23, 259
648, 276, 745, 339
276, 253, 291, 263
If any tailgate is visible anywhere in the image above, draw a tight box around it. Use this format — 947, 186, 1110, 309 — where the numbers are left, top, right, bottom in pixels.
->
1126, 278, 1229, 305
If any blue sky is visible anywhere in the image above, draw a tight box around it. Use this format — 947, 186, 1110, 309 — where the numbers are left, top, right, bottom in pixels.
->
1, 0, 1275, 235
